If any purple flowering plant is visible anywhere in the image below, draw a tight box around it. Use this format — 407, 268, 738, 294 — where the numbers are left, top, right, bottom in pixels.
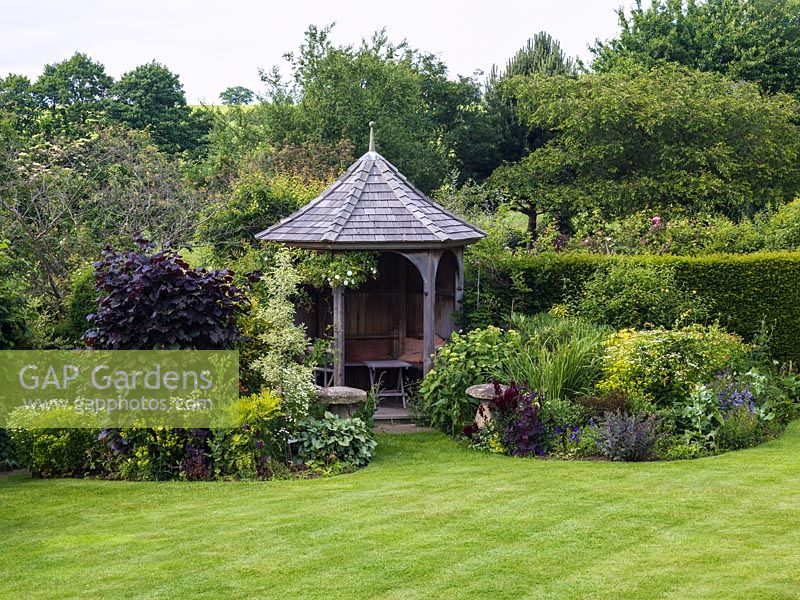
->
467, 381, 546, 457
714, 369, 757, 415
550, 422, 599, 458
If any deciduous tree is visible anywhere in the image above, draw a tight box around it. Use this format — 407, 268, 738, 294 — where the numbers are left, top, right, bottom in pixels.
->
108, 61, 210, 154
491, 65, 800, 237
32, 53, 113, 134
592, 0, 800, 98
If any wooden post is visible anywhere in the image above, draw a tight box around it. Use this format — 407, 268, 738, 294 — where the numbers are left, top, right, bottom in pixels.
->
454, 246, 464, 315
422, 251, 437, 375
332, 286, 346, 386
398, 256, 407, 358
399, 251, 441, 375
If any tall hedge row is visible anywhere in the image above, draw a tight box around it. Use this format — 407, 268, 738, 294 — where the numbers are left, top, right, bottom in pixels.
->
463, 252, 800, 363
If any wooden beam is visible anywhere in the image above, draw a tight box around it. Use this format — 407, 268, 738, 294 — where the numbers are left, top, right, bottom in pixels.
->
398, 250, 442, 375
398, 257, 406, 358
422, 251, 437, 375
454, 246, 465, 315
332, 286, 346, 386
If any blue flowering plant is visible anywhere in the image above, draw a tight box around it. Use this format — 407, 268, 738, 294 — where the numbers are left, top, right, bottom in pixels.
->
549, 420, 600, 459
679, 368, 780, 452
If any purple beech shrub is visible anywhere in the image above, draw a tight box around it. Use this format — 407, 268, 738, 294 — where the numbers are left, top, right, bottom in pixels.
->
86, 236, 246, 350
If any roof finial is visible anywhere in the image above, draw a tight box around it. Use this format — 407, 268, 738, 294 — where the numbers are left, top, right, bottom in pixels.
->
368, 120, 376, 153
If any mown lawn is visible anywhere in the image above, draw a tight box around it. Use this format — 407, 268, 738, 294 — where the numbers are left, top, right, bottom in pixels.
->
2, 425, 800, 599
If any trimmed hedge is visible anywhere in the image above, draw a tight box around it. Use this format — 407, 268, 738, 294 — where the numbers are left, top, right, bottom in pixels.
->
463, 251, 800, 363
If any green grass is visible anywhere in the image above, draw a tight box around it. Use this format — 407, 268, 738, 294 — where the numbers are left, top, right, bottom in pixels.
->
2, 426, 800, 599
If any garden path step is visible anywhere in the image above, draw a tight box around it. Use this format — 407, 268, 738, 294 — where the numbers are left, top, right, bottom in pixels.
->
373, 423, 435, 434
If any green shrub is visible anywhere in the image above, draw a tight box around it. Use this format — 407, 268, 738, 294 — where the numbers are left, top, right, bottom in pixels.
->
420, 326, 513, 435
251, 250, 318, 425
763, 199, 800, 251
7, 405, 103, 477
0, 242, 30, 349
9, 427, 100, 477
0, 429, 18, 470
717, 406, 765, 451
295, 412, 376, 468
569, 210, 768, 256
9, 390, 325, 481
196, 172, 321, 259
5, 389, 376, 479
54, 267, 97, 345
767, 372, 800, 423
578, 263, 708, 329
663, 369, 790, 454
539, 398, 587, 436
463, 251, 800, 363
211, 390, 284, 480
678, 383, 725, 450
104, 428, 198, 481
547, 423, 600, 459
597, 325, 749, 410
654, 437, 709, 461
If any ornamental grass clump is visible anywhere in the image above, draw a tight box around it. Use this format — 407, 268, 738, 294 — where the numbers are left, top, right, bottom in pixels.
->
505, 313, 609, 403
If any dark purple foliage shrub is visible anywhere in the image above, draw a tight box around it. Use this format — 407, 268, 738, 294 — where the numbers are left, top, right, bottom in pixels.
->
598, 410, 656, 462
181, 446, 210, 480
463, 422, 479, 437
504, 397, 546, 457
489, 381, 546, 457
85, 237, 245, 350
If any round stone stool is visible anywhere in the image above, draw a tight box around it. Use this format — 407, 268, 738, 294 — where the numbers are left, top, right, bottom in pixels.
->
465, 383, 508, 429
317, 386, 368, 419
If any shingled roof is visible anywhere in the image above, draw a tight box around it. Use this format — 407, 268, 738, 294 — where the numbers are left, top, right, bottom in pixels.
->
256, 135, 485, 250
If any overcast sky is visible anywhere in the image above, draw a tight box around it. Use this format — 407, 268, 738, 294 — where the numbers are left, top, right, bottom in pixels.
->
1, 0, 630, 103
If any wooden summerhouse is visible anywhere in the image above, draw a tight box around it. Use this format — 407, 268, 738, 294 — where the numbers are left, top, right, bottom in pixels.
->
256, 123, 485, 391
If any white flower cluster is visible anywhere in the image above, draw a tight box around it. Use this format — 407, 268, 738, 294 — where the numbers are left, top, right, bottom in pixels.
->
323, 261, 377, 288
328, 269, 356, 287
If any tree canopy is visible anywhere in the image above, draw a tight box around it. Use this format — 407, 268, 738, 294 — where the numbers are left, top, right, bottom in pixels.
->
32, 52, 113, 134
491, 64, 800, 235
108, 61, 210, 154
592, 0, 800, 98
484, 32, 580, 171
3, 16, 800, 316
262, 25, 498, 191
219, 86, 255, 105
